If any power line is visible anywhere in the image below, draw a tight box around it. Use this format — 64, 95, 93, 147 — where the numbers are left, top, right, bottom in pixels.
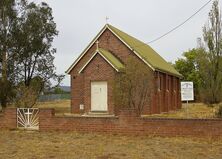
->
132, 0, 212, 49
148, 0, 212, 44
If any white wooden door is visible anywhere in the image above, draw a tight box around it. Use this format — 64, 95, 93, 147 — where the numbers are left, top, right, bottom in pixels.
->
91, 81, 108, 111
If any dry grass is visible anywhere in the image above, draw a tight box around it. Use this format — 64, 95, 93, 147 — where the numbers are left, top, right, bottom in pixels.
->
34, 100, 70, 114
7, 100, 71, 115
144, 103, 219, 119
35, 101, 220, 119
34, 101, 220, 118
0, 130, 222, 159
6, 100, 221, 118
1, 102, 222, 158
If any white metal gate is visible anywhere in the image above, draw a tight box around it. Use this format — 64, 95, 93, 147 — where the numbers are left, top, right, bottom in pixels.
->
17, 108, 39, 130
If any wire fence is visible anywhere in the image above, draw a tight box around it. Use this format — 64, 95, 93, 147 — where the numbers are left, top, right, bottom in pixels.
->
38, 94, 71, 102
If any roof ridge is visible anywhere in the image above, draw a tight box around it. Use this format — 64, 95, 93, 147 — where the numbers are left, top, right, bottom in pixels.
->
98, 48, 124, 70
99, 47, 124, 65
78, 48, 124, 73
106, 24, 182, 77
66, 24, 182, 77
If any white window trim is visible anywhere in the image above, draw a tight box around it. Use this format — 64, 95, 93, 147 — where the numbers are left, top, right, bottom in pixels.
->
66, 24, 156, 74
78, 51, 119, 74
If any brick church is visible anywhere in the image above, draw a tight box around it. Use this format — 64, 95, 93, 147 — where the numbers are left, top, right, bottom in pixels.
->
66, 24, 182, 115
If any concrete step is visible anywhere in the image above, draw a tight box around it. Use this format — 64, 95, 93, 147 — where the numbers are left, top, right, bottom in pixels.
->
84, 111, 115, 117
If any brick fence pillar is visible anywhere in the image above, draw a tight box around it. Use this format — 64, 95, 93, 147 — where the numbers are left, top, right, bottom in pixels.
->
39, 108, 55, 131
2, 108, 17, 129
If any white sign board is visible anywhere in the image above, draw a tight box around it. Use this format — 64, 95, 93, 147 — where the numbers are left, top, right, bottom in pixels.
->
181, 82, 194, 101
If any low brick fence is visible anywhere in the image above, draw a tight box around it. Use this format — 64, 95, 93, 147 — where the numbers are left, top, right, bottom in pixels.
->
141, 118, 222, 136
1, 108, 222, 137
39, 109, 222, 136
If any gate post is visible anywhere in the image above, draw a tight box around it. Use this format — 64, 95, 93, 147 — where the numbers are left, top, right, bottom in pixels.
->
3, 108, 17, 129
39, 108, 55, 131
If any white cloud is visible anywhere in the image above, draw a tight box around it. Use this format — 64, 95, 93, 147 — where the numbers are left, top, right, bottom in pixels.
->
36, 0, 215, 85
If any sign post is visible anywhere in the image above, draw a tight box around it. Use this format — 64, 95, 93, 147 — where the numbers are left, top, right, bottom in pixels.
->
181, 82, 194, 117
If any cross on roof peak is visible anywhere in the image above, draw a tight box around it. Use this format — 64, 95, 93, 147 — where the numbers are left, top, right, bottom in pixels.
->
96, 40, 99, 50
105, 16, 109, 24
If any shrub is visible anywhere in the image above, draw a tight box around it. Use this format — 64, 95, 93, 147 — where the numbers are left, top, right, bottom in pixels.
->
113, 57, 154, 115
0, 80, 15, 108
15, 85, 39, 108
216, 104, 222, 118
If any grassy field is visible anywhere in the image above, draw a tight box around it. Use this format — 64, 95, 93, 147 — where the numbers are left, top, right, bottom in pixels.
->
1, 101, 222, 158
0, 130, 222, 159
144, 103, 219, 119
33, 100, 220, 118
34, 100, 70, 114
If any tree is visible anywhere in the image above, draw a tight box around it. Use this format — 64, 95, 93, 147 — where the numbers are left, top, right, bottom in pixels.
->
174, 48, 202, 100
0, 0, 23, 107
199, 0, 222, 104
113, 57, 154, 115
54, 87, 65, 94
12, 2, 64, 107
0, 1, 64, 107
15, 76, 44, 108
174, 0, 222, 104
0, 80, 15, 107
12, 2, 60, 87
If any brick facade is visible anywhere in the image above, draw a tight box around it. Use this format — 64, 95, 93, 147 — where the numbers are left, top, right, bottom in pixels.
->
69, 28, 181, 115
83, 54, 116, 114
1, 108, 222, 137
151, 73, 181, 115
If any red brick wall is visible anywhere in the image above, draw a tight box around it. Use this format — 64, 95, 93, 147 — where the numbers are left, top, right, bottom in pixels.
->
150, 72, 180, 114
1, 108, 222, 137
69, 28, 181, 115
39, 109, 119, 133
0, 108, 17, 129
71, 74, 84, 114
83, 54, 116, 114
70, 28, 133, 114
39, 108, 222, 137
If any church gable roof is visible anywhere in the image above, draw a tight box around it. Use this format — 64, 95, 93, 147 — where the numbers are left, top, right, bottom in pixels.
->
107, 24, 182, 77
79, 48, 124, 73
66, 24, 182, 78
